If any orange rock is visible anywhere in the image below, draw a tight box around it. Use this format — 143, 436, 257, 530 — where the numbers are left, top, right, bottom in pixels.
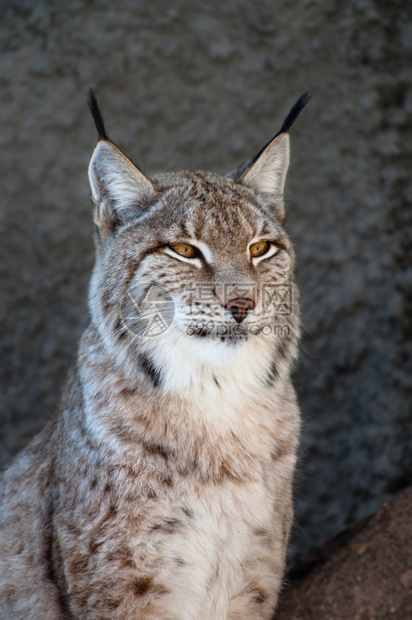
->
275, 487, 412, 620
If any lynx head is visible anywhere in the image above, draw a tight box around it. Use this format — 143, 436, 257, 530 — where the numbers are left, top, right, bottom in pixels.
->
87, 92, 309, 395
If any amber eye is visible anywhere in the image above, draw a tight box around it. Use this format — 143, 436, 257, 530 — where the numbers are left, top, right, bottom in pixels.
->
172, 243, 197, 258
249, 241, 270, 257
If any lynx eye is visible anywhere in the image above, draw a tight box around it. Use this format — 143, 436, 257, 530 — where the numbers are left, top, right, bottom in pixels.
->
172, 243, 197, 258
249, 241, 270, 257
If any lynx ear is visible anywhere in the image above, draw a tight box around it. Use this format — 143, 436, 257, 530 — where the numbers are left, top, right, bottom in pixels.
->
241, 133, 290, 200
88, 141, 155, 231
87, 91, 155, 238
231, 92, 310, 223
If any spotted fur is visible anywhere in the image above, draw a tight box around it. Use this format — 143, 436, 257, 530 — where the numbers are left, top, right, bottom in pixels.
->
0, 93, 308, 619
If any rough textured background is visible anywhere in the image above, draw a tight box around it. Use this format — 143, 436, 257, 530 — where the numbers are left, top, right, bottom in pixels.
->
0, 0, 411, 558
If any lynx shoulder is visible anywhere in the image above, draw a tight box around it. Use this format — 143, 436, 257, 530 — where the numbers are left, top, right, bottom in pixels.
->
0, 92, 309, 619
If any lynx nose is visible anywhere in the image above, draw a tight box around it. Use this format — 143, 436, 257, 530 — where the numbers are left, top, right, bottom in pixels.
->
225, 297, 256, 324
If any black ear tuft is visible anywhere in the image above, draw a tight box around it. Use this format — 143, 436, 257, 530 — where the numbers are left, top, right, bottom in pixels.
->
230, 91, 311, 180
278, 91, 311, 136
87, 89, 109, 141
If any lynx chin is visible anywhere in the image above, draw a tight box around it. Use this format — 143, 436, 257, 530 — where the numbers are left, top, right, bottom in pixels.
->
0, 91, 309, 619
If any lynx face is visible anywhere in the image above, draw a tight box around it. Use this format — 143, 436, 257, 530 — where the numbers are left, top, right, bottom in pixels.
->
87, 94, 307, 395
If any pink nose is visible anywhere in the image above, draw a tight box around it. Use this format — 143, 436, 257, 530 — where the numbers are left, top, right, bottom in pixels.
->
225, 297, 256, 324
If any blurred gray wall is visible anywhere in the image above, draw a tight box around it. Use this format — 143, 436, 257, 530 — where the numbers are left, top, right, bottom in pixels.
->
0, 0, 411, 558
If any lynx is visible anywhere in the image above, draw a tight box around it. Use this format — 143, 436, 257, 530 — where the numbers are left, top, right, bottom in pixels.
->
0, 91, 309, 619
